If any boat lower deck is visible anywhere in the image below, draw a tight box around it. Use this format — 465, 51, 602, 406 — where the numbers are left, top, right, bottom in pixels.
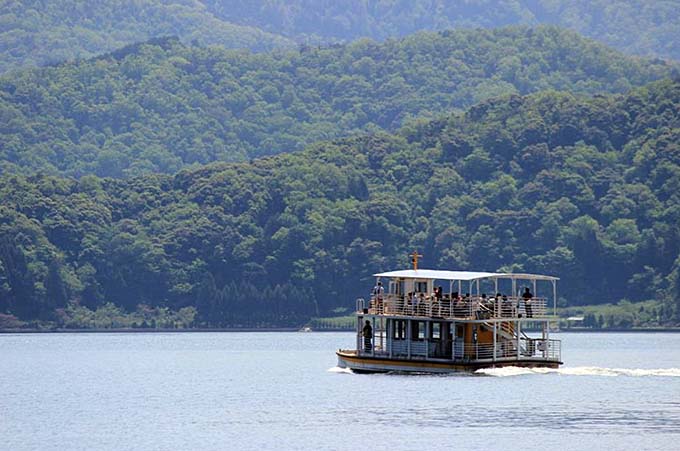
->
336, 350, 562, 373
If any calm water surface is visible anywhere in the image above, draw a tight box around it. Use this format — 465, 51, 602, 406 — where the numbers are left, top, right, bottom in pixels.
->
2, 332, 679, 450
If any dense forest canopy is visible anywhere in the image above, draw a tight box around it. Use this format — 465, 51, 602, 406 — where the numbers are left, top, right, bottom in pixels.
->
2, 1, 679, 75
0, 0, 294, 74
1, 79, 679, 327
0, 26, 674, 178
206, 0, 680, 60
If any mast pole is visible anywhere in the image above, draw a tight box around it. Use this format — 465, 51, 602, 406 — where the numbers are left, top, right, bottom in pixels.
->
411, 250, 423, 270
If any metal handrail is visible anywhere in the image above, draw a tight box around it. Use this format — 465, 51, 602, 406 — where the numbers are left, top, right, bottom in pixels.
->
456, 338, 561, 362
365, 294, 550, 319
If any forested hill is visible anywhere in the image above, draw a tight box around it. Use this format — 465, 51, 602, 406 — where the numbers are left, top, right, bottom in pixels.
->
206, 0, 680, 61
0, 0, 294, 74
2, 1, 679, 75
1, 79, 679, 327
0, 27, 674, 178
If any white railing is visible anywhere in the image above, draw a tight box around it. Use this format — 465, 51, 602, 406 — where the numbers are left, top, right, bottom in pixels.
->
366, 295, 549, 319
521, 337, 561, 361
358, 335, 561, 363
454, 338, 561, 362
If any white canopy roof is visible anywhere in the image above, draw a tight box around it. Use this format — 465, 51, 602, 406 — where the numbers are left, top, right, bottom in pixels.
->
372, 269, 558, 281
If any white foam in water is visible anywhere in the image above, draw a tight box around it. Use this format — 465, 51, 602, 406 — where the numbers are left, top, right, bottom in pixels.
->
327, 366, 354, 374
476, 366, 680, 377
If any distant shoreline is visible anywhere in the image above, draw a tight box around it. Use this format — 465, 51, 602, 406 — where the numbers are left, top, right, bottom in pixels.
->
0, 327, 354, 334
1, 327, 680, 334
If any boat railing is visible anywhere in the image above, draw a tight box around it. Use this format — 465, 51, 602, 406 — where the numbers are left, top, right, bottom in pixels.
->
366, 294, 549, 319
456, 338, 561, 362
357, 337, 561, 362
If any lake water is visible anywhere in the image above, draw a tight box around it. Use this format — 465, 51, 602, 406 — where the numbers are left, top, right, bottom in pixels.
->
2, 332, 679, 450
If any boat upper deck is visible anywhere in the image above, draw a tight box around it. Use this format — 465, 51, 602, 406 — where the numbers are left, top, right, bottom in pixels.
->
361, 293, 551, 320
364, 267, 558, 321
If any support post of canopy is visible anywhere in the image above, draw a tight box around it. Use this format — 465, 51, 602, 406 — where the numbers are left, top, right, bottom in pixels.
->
493, 321, 497, 362
425, 321, 430, 359
552, 279, 557, 317
407, 319, 411, 359
388, 319, 392, 358
372, 316, 376, 357
516, 320, 521, 360
357, 316, 361, 353
532, 278, 537, 320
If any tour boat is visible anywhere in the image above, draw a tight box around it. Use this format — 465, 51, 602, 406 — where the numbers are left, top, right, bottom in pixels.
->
336, 254, 562, 373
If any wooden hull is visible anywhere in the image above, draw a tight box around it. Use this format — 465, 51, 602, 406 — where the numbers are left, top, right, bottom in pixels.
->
336, 350, 561, 374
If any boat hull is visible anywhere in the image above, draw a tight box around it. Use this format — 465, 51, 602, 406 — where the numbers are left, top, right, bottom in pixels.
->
336, 350, 561, 374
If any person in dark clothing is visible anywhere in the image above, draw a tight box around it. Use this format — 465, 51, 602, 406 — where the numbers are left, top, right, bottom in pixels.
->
362, 320, 373, 351
523, 287, 533, 318
502, 294, 512, 317
372, 282, 384, 313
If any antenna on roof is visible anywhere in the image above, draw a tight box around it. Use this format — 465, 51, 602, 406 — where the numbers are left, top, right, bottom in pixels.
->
411, 250, 423, 271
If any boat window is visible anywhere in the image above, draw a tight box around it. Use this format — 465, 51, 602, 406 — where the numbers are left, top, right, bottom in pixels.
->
456, 325, 464, 338
411, 321, 425, 340
414, 281, 428, 293
392, 320, 406, 340
431, 322, 441, 340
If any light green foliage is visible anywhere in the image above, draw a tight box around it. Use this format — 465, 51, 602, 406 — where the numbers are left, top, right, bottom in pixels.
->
54, 302, 198, 329
560, 300, 666, 329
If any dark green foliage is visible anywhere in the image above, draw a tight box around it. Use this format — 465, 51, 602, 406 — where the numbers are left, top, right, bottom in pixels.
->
0, 27, 673, 178
1, 79, 678, 326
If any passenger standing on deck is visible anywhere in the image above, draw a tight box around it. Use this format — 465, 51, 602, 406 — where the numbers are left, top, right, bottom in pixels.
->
362, 320, 373, 351
523, 287, 533, 318
409, 291, 417, 314
434, 286, 443, 316
502, 294, 512, 317
372, 281, 384, 313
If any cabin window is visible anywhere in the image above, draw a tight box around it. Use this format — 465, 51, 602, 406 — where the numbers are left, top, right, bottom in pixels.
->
414, 281, 428, 293
411, 321, 425, 340
430, 322, 441, 340
456, 325, 464, 338
392, 320, 406, 340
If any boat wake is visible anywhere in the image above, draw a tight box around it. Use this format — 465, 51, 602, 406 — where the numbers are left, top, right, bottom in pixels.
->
476, 366, 680, 377
327, 366, 354, 374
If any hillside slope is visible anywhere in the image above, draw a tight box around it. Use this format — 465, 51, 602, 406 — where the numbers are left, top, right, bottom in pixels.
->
2, 1, 678, 75
0, 27, 674, 178
0, 0, 294, 74
207, 0, 680, 60
1, 79, 678, 326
